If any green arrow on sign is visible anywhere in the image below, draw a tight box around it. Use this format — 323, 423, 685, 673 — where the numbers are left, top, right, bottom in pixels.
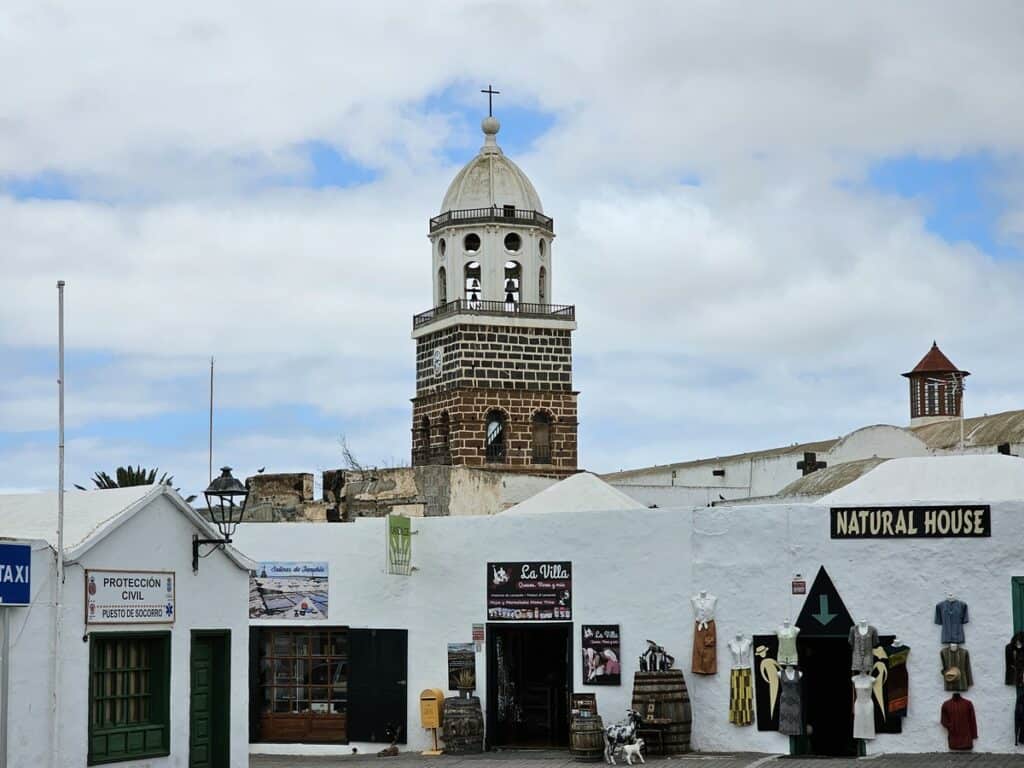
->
811, 595, 837, 625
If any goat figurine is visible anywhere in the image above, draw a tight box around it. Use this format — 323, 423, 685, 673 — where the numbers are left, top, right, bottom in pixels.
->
604, 709, 643, 765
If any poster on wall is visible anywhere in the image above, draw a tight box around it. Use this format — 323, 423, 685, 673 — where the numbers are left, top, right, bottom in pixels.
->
487, 561, 572, 621
250, 561, 328, 619
582, 625, 621, 685
447, 642, 476, 690
85, 570, 175, 624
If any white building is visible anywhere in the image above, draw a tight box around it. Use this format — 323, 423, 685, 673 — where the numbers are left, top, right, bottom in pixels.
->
0, 485, 252, 768
605, 344, 1024, 506
234, 454, 1024, 757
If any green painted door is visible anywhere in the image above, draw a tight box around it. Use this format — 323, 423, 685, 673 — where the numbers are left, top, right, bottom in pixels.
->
191, 632, 230, 768
1013, 577, 1024, 632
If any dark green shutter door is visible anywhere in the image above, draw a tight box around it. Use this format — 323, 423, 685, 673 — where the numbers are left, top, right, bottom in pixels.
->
1013, 577, 1024, 633
190, 638, 213, 768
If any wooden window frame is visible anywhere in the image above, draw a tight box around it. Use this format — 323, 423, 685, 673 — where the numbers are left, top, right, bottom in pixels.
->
87, 631, 171, 765
258, 627, 349, 744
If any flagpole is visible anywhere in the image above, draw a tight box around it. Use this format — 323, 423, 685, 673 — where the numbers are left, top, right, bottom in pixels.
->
209, 356, 214, 484
53, 280, 65, 768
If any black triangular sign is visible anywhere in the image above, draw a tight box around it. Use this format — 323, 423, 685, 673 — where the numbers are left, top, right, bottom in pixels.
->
795, 566, 854, 637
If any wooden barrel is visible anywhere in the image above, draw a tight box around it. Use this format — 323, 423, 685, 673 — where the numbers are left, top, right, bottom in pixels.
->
631, 670, 692, 754
569, 715, 605, 762
442, 695, 484, 754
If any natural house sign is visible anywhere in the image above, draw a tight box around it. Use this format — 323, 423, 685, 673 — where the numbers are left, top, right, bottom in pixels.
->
830, 505, 991, 539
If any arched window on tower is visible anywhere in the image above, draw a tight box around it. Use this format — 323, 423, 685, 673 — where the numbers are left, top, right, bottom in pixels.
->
504, 261, 521, 309
484, 409, 507, 463
531, 411, 552, 464
417, 415, 430, 463
538, 266, 547, 304
465, 261, 481, 307
439, 411, 451, 464
438, 266, 447, 306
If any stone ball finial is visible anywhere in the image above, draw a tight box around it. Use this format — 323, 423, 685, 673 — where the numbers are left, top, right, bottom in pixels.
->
482, 115, 501, 136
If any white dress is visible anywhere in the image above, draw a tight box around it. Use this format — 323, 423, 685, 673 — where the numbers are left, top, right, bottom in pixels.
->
852, 675, 875, 739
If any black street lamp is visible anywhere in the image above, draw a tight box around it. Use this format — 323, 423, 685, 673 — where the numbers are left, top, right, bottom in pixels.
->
193, 466, 249, 571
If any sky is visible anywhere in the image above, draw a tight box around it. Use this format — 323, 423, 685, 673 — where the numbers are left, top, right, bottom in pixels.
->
3, 2, 1024, 498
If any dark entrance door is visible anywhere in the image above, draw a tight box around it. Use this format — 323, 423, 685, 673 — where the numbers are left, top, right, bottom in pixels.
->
795, 637, 855, 756
190, 630, 231, 768
791, 566, 857, 757
486, 623, 572, 748
348, 629, 408, 743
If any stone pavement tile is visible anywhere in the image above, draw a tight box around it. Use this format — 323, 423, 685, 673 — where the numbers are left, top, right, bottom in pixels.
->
251, 751, 1024, 768
250, 752, 772, 768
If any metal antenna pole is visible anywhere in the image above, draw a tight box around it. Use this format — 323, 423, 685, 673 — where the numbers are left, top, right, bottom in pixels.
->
53, 280, 66, 768
209, 356, 214, 484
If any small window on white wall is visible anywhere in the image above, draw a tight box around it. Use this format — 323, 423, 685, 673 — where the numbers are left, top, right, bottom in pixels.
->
539, 266, 547, 304
438, 266, 447, 305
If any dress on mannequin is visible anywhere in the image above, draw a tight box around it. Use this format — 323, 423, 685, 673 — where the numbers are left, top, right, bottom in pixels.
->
776, 623, 800, 666
852, 674, 876, 739
690, 591, 718, 675
728, 635, 753, 726
884, 640, 911, 717
849, 623, 879, 673
778, 667, 803, 736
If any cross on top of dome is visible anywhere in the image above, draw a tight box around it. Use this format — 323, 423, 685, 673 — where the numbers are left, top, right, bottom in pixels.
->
481, 84, 500, 117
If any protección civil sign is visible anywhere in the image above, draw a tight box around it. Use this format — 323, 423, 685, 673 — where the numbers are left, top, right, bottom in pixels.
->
0, 543, 31, 606
85, 569, 175, 624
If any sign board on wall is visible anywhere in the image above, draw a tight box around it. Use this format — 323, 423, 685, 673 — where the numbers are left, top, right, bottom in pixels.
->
487, 561, 572, 621
0, 543, 31, 606
387, 515, 412, 575
830, 505, 991, 539
447, 642, 476, 690
250, 561, 329, 619
86, 570, 175, 624
582, 624, 621, 686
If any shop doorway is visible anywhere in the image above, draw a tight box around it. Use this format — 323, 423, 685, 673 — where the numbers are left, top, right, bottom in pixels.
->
794, 636, 856, 757
348, 629, 408, 743
486, 623, 572, 748
190, 630, 231, 768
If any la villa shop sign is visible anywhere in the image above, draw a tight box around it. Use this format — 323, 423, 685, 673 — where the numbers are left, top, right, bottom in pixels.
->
830, 505, 991, 539
487, 561, 572, 621
86, 570, 176, 624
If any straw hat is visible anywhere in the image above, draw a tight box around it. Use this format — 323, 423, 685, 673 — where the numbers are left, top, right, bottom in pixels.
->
943, 667, 961, 683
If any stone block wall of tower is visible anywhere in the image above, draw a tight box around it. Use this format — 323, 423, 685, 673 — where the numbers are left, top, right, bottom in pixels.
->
412, 387, 578, 475
415, 323, 572, 392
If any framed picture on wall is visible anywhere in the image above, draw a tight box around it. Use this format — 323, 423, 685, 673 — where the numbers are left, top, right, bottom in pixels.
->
582, 624, 621, 686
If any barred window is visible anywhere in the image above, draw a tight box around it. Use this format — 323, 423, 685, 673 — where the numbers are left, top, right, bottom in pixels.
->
89, 633, 170, 764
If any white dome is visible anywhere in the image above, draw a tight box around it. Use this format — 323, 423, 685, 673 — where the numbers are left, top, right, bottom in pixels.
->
440, 117, 543, 214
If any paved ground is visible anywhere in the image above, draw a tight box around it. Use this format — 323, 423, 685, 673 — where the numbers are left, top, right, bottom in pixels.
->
251, 751, 1023, 768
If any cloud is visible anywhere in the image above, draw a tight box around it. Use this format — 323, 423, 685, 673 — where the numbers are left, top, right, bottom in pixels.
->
2, 1, 1024, 496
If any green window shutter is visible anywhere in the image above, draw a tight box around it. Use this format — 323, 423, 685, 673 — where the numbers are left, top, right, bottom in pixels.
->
1013, 577, 1024, 633
88, 632, 171, 765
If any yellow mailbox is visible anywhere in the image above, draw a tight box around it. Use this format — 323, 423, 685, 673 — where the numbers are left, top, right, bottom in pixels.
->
420, 688, 445, 729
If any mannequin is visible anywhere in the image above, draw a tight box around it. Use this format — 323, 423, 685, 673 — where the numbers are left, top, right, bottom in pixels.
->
849, 619, 878, 673
777, 666, 803, 736
884, 636, 911, 719
852, 672, 876, 739
777, 620, 800, 666
690, 591, 718, 675
942, 643, 973, 692
941, 691, 977, 750
936, 594, 969, 644
727, 633, 754, 726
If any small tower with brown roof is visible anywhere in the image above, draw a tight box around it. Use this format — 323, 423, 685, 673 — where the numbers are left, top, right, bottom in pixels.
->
902, 342, 969, 425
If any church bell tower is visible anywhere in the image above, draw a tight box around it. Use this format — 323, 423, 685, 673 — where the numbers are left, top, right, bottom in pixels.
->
410, 103, 578, 475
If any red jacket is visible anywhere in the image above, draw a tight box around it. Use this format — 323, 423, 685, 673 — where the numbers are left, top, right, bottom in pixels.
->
940, 696, 977, 750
